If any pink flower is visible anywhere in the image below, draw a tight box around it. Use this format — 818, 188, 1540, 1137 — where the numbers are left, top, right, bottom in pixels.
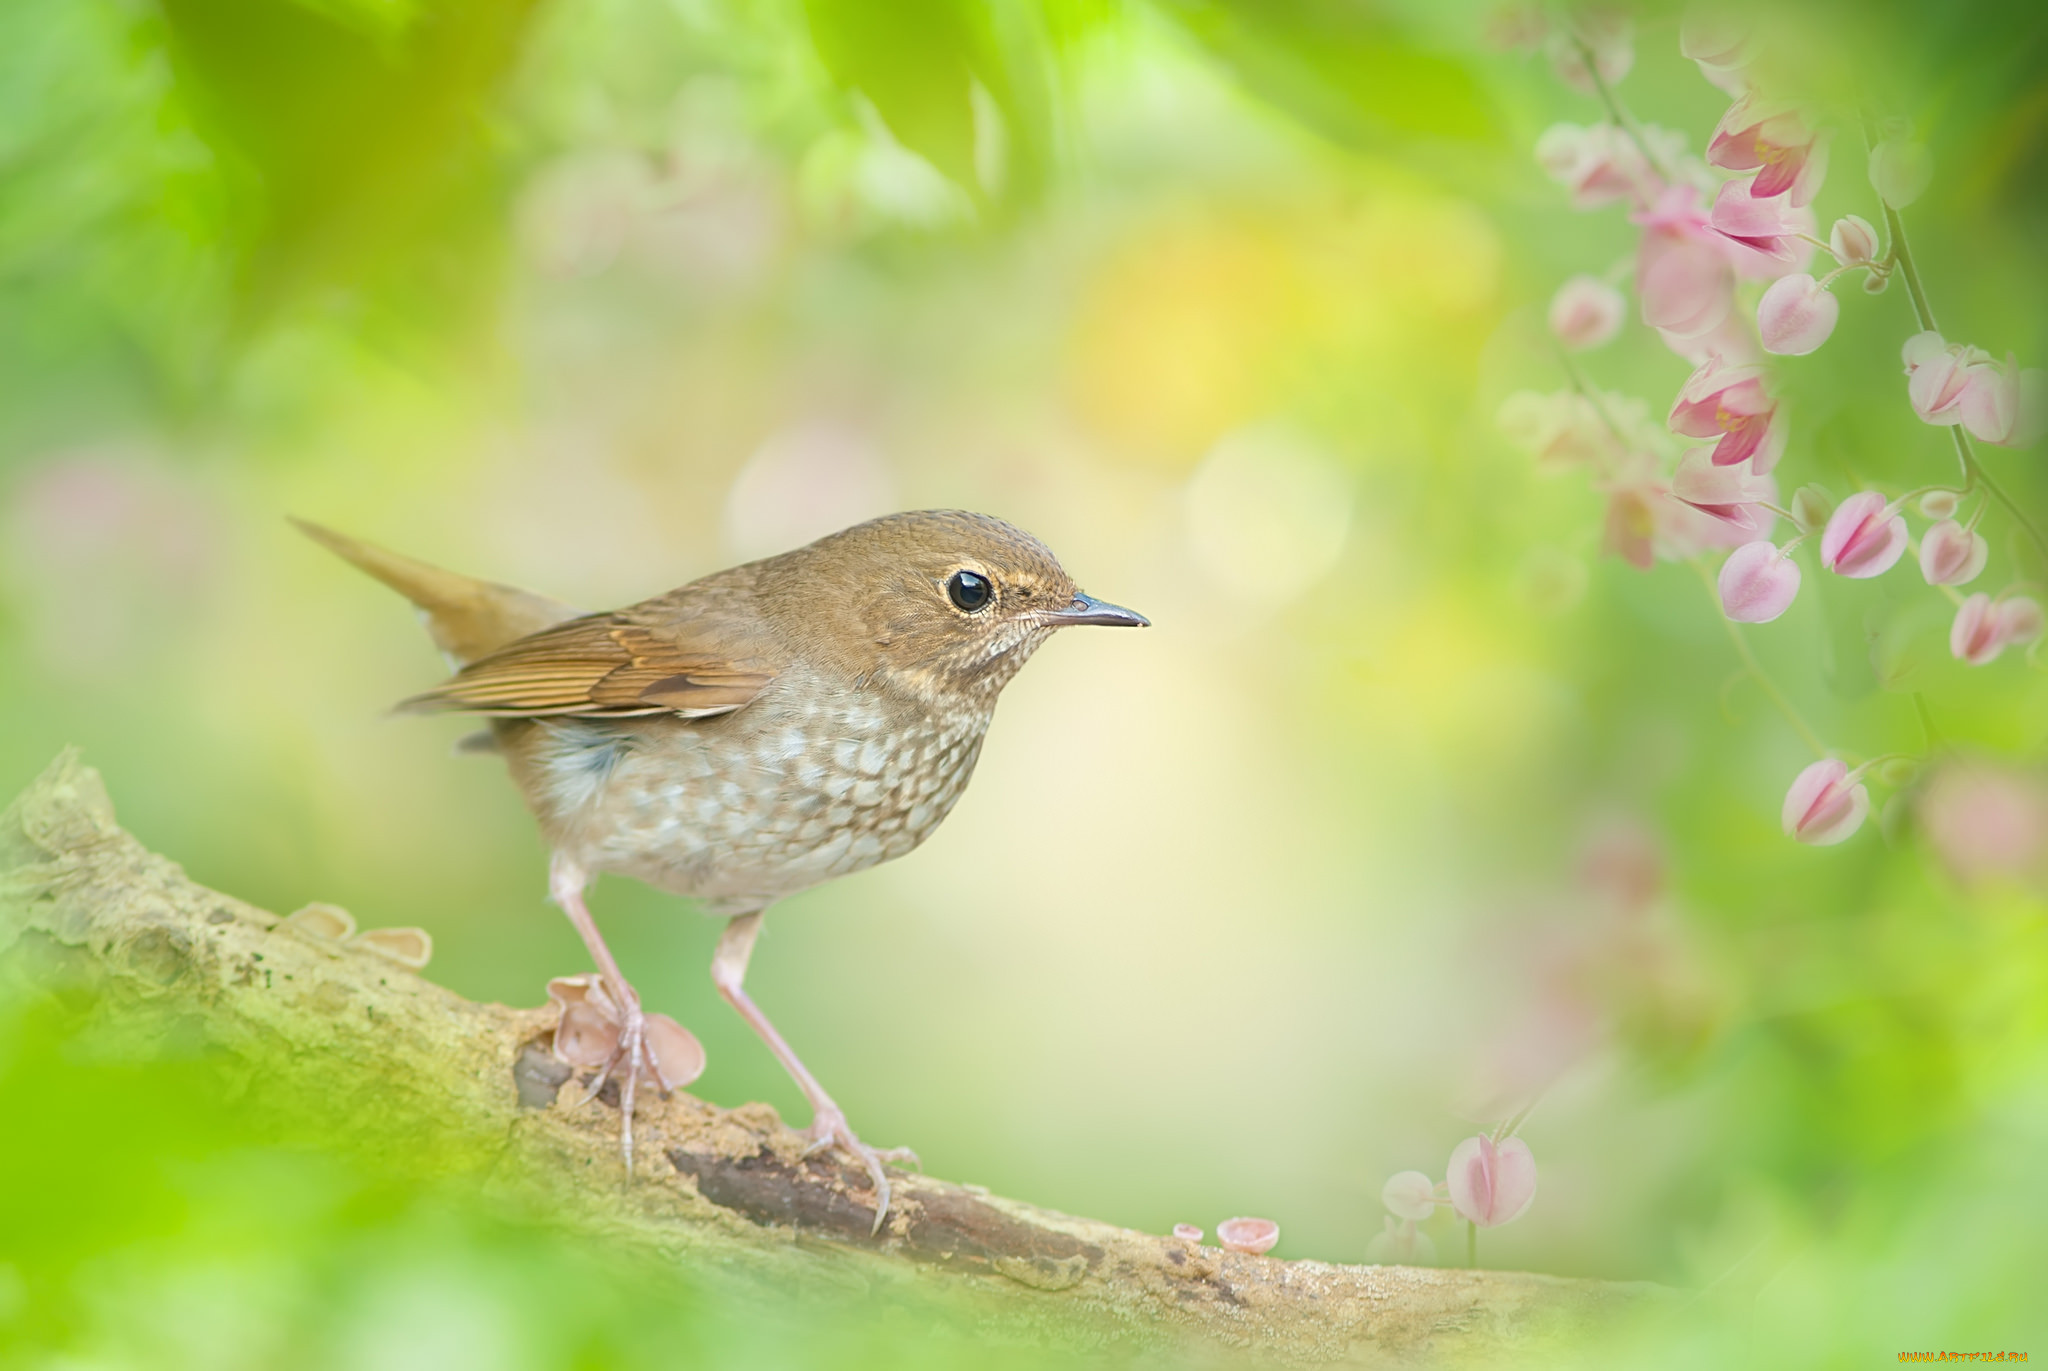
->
1918, 519, 1988, 586
1382, 1171, 1438, 1222
1782, 759, 1870, 845
1953, 594, 2045, 666
1757, 274, 1839, 355
1707, 96, 1829, 206
1668, 356, 1786, 471
1718, 541, 1801, 622
1903, 334, 2046, 446
1819, 491, 1908, 578
1958, 355, 2047, 448
1634, 187, 1734, 342
1215, 1217, 1279, 1255
1671, 448, 1771, 525
1828, 215, 1880, 266
1707, 177, 1806, 267
1549, 274, 1625, 350
1536, 122, 1678, 211
1446, 1135, 1537, 1228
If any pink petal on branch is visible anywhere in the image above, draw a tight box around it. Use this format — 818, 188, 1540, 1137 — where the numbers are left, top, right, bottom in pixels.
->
1757, 274, 1838, 355
1382, 1171, 1439, 1222
1819, 491, 1907, 578
1783, 759, 1870, 845
1668, 356, 1786, 471
1707, 96, 1829, 206
1951, 594, 2006, 665
1446, 1135, 1538, 1228
1718, 540, 1801, 623
1216, 1217, 1280, 1255
1957, 357, 2047, 447
1549, 274, 1626, 350
1672, 449, 1770, 524
1918, 519, 1988, 587
1707, 177, 1802, 262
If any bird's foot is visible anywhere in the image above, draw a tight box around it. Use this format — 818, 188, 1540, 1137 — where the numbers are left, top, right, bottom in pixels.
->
802, 1106, 918, 1233
546, 974, 706, 1176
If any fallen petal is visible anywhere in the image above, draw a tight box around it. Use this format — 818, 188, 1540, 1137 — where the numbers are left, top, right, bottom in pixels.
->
1172, 1223, 1204, 1243
1216, 1216, 1280, 1255
642, 1012, 707, 1090
281, 902, 358, 942
349, 926, 433, 970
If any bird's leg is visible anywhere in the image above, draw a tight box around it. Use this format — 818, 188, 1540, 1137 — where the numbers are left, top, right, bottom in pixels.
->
549, 853, 669, 1176
711, 911, 917, 1231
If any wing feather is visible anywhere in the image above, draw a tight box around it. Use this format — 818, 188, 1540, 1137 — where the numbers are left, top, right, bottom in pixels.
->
397, 603, 778, 720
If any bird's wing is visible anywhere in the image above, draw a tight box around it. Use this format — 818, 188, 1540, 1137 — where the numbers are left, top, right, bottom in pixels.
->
397, 596, 779, 720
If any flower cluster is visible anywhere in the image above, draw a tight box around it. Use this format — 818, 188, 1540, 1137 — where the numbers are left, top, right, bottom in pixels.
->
1369, 1132, 1537, 1265
1505, 10, 2044, 850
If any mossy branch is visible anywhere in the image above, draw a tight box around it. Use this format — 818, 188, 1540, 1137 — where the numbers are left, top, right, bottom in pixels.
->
0, 751, 1670, 1366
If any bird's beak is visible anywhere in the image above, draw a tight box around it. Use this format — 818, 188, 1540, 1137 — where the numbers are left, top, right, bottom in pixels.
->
1047, 593, 1150, 628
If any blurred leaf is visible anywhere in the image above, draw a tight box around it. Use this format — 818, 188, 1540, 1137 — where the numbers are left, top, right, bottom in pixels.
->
1154, 0, 1502, 150
801, 0, 1053, 203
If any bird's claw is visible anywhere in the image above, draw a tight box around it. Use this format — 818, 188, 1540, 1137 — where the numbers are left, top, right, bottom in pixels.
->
803, 1107, 911, 1233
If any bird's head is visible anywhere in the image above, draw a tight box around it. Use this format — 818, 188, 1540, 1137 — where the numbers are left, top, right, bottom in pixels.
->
754, 509, 1147, 705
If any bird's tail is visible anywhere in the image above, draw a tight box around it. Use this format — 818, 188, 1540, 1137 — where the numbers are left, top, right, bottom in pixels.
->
291, 518, 581, 666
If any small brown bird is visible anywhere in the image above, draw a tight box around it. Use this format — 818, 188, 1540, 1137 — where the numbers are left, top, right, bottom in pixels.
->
297, 511, 1146, 1217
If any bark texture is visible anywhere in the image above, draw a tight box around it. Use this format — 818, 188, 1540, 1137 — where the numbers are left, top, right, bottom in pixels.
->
0, 751, 1671, 1365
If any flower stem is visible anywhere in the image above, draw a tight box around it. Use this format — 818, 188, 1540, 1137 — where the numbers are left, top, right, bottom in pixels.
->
1864, 119, 2048, 563
1572, 36, 1676, 187
1467, 1220, 1478, 1269
1694, 560, 1829, 758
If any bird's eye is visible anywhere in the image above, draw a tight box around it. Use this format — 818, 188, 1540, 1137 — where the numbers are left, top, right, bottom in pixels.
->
946, 570, 994, 612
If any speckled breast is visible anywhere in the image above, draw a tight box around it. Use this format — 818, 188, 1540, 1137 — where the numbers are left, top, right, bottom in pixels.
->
513, 688, 990, 915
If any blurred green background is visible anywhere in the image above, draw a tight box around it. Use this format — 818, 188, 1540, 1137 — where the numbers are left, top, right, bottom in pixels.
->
3, 0, 2046, 1364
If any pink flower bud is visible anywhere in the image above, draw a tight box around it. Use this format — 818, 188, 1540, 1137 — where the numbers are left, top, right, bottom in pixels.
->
1172, 1223, 1203, 1243
1999, 597, 2045, 647
1868, 136, 1932, 209
1216, 1217, 1279, 1255
1718, 540, 1801, 622
1918, 761, 2048, 888
1757, 273, 1839, 355
1918, 519, 1987, 587
1951, 594, 2005, 666
1828, 214, 1880, 266
1446, 1135, 1537, 1228
1548, 274, 1625, 350
1782, 759, 1870, 845
1903, 331, 1976, 425
1819, 491, 1908, 578
1918, 490, 1959, 520
1382, 1171, 1438, 1222
1680, 11, 1750, 93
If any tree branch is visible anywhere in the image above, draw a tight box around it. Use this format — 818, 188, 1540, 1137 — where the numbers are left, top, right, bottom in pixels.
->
0, 751, 1671, 1365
